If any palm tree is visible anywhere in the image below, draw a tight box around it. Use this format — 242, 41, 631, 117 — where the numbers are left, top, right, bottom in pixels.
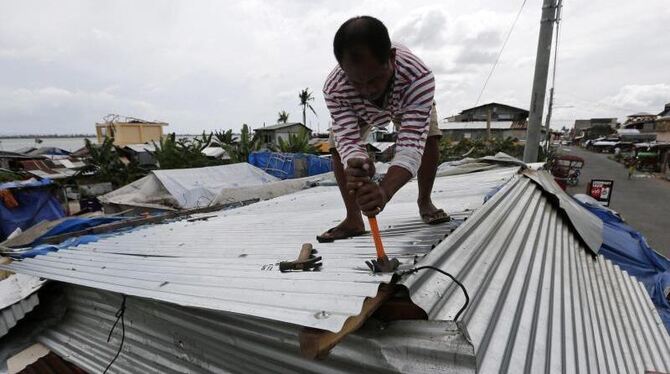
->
298, 88, 317, 128
222, 124, 262, 163
277, 110, 290, 124
277, 128, 316, 154
213, 129, 235, 146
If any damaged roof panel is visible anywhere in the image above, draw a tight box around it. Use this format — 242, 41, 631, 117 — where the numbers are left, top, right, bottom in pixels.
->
401, 174, 670, 373
1, 167, 519, 333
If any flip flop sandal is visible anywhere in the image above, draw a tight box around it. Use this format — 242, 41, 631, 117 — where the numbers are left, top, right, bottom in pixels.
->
316, 227, 367, 243
421, 209, 451, 225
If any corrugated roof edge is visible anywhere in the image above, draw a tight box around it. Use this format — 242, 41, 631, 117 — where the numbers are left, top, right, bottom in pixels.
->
521, 169, 603, 254
35, 284, 477, 374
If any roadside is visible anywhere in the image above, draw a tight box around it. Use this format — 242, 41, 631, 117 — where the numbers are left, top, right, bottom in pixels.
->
563, 146, 670, 258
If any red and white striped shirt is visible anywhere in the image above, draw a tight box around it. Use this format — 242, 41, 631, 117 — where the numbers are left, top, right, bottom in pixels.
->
324, 43, 435, 176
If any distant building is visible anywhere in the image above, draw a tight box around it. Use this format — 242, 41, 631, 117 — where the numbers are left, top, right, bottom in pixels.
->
441, 102, 535, 141
254, 123, 311, 147
96, 116, 168, 146
655, 117, 670, 142
622, 112, 657, 131
366, 142, 396, 162
446, 102, 529, 122
573, 118, 617, 132
658, 103, 670, 117
121, 143, 157, 166
439, 121, 538, 141
623, 105, 670, 142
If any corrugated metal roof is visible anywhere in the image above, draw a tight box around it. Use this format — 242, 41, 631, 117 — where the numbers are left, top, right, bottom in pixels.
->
4, 166, 669, 372
35, 285, 475, 374
255, 122, 309, 131
123, 143, 156, 153
401, 174, 670, 373
1, 293, 39, 337
0, 167, 519, 333
0, 273, 44, 337
439, 121, 514, 131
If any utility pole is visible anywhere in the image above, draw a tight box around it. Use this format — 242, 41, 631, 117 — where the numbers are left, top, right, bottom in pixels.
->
544, 0, 563, 152
523, 0, 559, 163
544, 87, 554, 149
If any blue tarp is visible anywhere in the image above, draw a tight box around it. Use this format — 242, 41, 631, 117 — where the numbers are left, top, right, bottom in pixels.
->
0, 179, 65, 241
31, 216, 126, 245
248, 152, 332, 179
577, 199, 670, 333
19, 235, 100, 258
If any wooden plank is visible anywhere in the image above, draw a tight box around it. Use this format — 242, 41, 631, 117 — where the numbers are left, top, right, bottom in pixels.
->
298, 284, 395, 360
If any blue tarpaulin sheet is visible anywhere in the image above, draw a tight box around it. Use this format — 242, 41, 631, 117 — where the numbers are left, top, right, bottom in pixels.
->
19, 235, 100, 258
31, 216, 126, 245
0, 179, 65, 241
248, 152, 332, 179
577, 199, 670, 333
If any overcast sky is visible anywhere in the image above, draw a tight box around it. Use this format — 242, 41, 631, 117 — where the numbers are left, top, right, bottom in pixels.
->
0, 0, 669, 135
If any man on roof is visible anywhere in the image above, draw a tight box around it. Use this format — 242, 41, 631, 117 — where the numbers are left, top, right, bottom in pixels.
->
317, 16, 449, 243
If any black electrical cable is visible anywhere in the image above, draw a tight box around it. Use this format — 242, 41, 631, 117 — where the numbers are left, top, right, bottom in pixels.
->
474, 0, 528, 106
103, 295, 127, 374
398, 266, 470, 321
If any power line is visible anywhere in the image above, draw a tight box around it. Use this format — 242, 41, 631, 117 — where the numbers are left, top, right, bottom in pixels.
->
475, 0, 528, 106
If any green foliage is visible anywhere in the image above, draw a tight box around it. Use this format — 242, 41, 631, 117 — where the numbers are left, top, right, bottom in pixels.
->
213, 129, 235, 146
151, 133, 221, 169
298, 88, 317, 127
439, 137, 524, 163
277, 110, 290, 124
221, 124, 262, 163
0, 169, 27, 183
81, 138, 146, 188
585, 124, 615, 140
277, 128, 316, 154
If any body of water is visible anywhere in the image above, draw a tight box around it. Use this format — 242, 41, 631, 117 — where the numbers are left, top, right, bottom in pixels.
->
0, 135, 202, 153
0, 137, 97, 152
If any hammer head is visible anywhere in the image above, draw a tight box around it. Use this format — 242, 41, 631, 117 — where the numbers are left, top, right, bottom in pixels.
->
366, 255, 400, 273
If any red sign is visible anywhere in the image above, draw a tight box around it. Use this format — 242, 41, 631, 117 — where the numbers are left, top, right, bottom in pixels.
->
587, 179, 614, 206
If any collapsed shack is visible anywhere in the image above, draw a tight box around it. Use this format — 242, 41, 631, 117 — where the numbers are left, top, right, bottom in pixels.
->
0, 160, 669, 373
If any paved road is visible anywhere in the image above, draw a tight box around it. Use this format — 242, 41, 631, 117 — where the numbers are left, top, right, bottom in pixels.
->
562, 146, 670, 257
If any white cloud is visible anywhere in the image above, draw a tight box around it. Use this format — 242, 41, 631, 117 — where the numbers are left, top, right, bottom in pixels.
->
393, 8, 448, 48
0, 0, 668, 135
605, 84, 670, 112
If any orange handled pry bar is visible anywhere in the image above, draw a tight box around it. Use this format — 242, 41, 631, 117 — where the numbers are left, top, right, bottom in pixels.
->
367, 216, 386, 259
365, 216, 400, 273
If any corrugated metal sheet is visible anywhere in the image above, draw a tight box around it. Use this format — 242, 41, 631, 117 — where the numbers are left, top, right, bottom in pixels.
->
438, 121, 514, 130
0, 293, 39, 338
401, 174, 670, 373
0, 273, 43, 338
0, 167, 518, 333
5, 167, 669, 373
36, 285, 475, 374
